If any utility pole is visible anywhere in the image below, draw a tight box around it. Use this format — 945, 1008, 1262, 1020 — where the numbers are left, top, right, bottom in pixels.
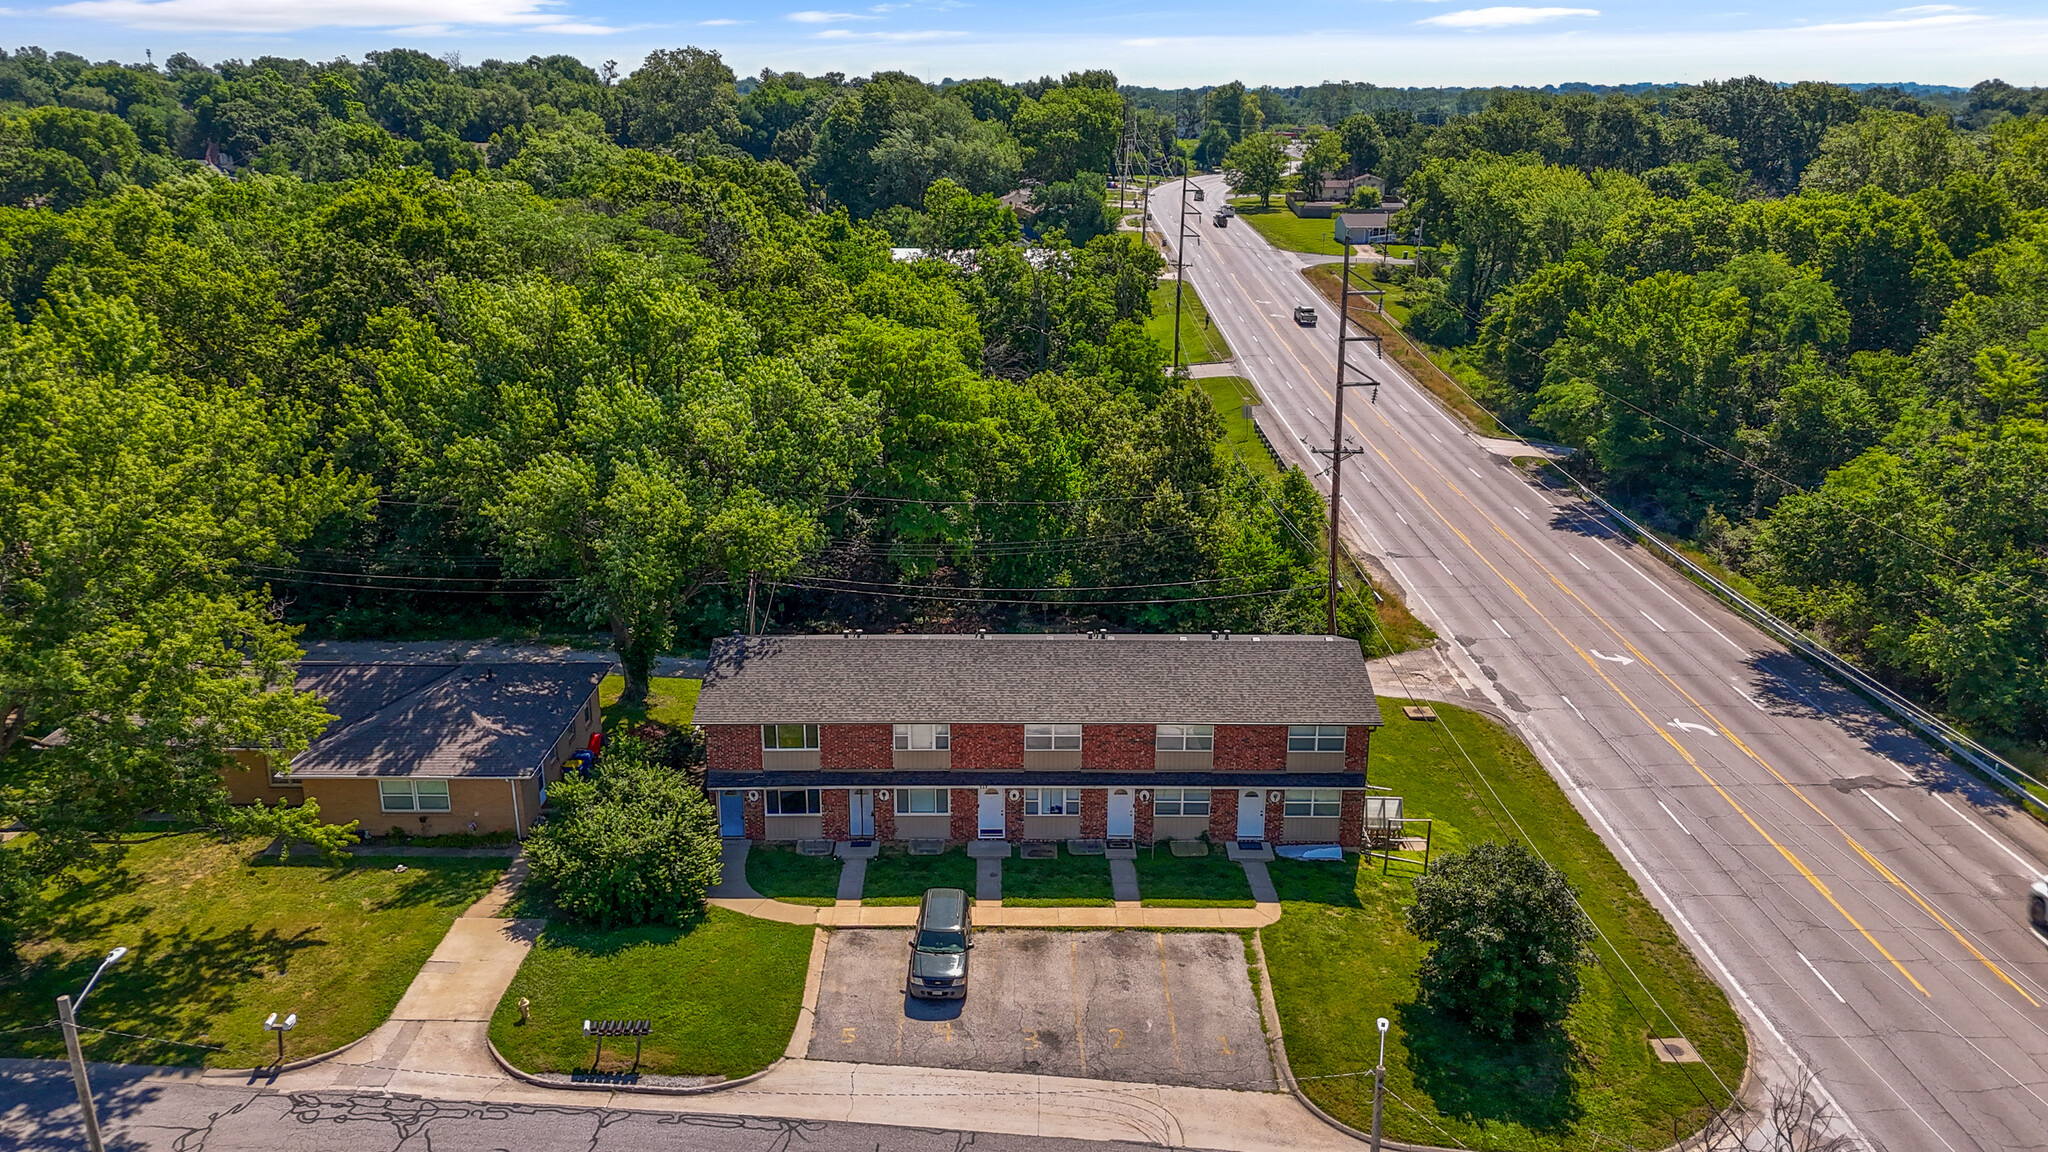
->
1311, 223, 1383, 634
1370, 1017, 1389, 1151
58, 996, 104, 1152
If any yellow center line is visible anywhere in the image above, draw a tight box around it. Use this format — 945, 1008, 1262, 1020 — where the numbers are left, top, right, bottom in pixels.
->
1209, 268, 1935, 996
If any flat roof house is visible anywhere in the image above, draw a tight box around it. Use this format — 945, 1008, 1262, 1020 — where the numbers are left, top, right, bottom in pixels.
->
697, 632, 1382, 848
223, 661, 610, 836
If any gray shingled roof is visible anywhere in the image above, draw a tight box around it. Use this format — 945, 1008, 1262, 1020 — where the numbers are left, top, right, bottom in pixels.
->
694, 634, 1380, 726
287, 662, 610, 778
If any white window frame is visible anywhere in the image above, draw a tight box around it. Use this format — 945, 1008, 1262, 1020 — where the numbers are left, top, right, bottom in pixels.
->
1283, 788, 1343, 817
892, 724, 951, 751
1024, 724, 1082, 751
894, 787, 951, 815
1287, 725, 1347, 753
1154, 787, 1211, 816
761, 724, 821, 750
1155, 724, 1215, 752
765, 788, 822, 815
379, 778, 451, 812
1023, 787, 1082, 816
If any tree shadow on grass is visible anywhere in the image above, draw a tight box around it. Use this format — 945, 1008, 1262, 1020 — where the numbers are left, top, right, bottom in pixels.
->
1397, 1000, 1583, 1135
534, 911, 713, 958
257, 853, 502, 914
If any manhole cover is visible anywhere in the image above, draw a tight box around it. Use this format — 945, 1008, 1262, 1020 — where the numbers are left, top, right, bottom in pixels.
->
1402, 705, 1439, 721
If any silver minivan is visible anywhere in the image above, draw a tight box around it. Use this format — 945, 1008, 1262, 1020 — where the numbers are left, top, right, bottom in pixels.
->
906, 887, 973, 999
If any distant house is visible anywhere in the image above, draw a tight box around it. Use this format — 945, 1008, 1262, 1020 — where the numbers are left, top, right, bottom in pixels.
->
998, 188, 1040, 220
1335, 212, 1395, 246
696, 632, 1382, 848
223, 661, 609, 836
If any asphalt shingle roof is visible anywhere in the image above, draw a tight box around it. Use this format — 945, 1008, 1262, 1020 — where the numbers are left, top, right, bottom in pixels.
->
694, 633, 1380, 727
288, 662, 610, 778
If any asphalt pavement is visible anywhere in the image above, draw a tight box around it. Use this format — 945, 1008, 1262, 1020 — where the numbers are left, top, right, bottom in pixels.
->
1150, 175, 2048, 1152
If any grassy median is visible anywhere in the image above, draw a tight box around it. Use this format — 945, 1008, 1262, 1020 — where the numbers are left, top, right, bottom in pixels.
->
1263, 699, 1745, 1150
490, 908, 813, 1079
1146, 280, 1233, 364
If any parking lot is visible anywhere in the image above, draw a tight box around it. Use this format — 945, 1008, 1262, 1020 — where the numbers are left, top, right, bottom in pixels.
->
807, 929, 1277, 1091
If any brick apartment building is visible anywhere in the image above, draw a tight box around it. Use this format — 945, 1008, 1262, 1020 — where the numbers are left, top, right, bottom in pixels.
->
696, 632, 1382, 848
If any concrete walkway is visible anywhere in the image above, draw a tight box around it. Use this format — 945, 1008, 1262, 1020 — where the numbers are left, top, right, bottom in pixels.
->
835, 856, 867, 901
1186, 360, 1241, 378
1109, 857, 1141, 901
1242, 860, 1280, 904
976, 857, 1002, 904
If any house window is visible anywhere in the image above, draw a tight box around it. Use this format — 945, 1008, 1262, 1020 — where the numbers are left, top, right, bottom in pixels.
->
893, 724, 951, 751
1284, 788, 1343, 817
379, 779, 451, 812
765, 788, 822, 815
894, 787, 951, 815
1024, 724, 1082, 751
1155, 724, 1214, 751
761, 724, 821, 750
1287, 725, 1347, 752
1024, 788, 1081, 815
1154, 788, 1211, 816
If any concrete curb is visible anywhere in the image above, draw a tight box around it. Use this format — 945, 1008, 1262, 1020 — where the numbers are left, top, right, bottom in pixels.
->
196, 1030, 376, 1083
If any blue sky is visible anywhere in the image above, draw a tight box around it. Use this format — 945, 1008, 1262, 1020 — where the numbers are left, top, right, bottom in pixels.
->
8, 0, 2046, 87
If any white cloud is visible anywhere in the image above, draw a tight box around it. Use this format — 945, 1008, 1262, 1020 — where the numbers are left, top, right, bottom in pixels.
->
1797, 11, 1982, 30
868, 2, 910, 9
48, 0, 619, 32
786, 9, 871, 20
1892, 3, 1967, 11
698, 17, 749, 24
814, 26, 962, 38
1419, 5, 1598, 27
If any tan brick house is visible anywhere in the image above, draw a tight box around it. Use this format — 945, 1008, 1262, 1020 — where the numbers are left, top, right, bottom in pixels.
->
223, 661, 609, 837
696, 632, 1382, 848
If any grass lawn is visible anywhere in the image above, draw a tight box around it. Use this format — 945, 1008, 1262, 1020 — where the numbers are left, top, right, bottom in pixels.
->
1262, 698, 1745, 1150
1234, 206, 1347, 257
1301, 264, 1510, 439
490, 908, 813, 1079
0, 833, 502, 1067
1133, 847, 1256, 907
1146, 280, 1233, 365
1001, 846, 1114, 906
747, 845, 843, 906
599, 675, 700, 734
861, 847, 979, 905
1197, 376, 1281, 482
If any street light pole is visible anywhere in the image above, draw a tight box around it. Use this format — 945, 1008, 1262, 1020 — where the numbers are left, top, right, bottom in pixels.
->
1370, 1016, 1389, 1152
57, 946, 125, 1152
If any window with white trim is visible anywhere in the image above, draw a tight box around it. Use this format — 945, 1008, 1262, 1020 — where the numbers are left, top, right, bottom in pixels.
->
761, 724, 821, 750
1154, 787, 1211, 816
1024, 724, 1082, 751
1283, 788, 1343, 817
1155, 724, 1214, 751
1023, 788, 1081, 815
1286, 725, 1347, 752
379, 779, 451, 812
893, 724, 951, 750
765, 788, 822, 815
894, 787, 951, 814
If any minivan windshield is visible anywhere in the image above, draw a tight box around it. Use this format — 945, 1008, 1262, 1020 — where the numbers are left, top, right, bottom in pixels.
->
915, 929, 966, 953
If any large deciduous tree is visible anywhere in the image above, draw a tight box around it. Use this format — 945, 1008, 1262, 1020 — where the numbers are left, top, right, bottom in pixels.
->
1222, 132, 1288, 209
1405, 842, 1596, 1039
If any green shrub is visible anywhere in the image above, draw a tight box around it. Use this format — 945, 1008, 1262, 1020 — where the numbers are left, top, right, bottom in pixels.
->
1404, 841, 1595, 1039
524, 738, 722, 928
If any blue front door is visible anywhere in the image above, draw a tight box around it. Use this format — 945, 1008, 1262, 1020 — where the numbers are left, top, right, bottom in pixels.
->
719, 792, 745, 837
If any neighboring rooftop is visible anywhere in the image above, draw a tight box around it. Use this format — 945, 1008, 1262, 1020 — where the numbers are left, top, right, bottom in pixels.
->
694, 633, 1380, 727
286, 661, 611, 778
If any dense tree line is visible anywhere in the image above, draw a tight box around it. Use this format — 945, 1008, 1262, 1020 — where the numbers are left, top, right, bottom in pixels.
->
1372, 93, 2048, 741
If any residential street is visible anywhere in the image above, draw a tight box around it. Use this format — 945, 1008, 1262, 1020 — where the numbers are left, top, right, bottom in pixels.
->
1150, 175, 2048, 1151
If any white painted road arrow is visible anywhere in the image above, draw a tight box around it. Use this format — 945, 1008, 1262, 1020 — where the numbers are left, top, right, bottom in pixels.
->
1668, 718, 1715, 736
1590, 649, 1636, 665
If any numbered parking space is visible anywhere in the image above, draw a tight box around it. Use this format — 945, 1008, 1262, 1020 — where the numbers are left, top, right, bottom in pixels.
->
807, 929, 1276, 1091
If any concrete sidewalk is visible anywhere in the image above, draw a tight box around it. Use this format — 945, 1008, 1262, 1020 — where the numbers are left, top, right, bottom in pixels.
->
708, 897, 1281, 928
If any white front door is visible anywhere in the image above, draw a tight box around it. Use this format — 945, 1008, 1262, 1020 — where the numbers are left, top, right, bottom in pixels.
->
1237, 791, 1265, 840
978, 788, 1005, 839
1107, 789, 1135, 838
849, 789, 874, 838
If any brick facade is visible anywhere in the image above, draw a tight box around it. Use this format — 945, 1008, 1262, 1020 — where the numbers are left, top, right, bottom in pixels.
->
708, 725, 763, 772
1215, 724, 1287, 771
1266, 789, 1285, 837
1081, 788, 1108, 838
1209, 787, 1239, 841
1338, 789, 1365, 849
743, 789, 765, 839
1005, 788, 1026, 842
953, 724, 1023, 770
823, 723, 891, 770
1134, 790, 1156, 844
1081, 724, 1154, 771
873, 791, 897, 841
823, 788, 850, 840
949, 788, 977, 841
1345, 726, 1372, 777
